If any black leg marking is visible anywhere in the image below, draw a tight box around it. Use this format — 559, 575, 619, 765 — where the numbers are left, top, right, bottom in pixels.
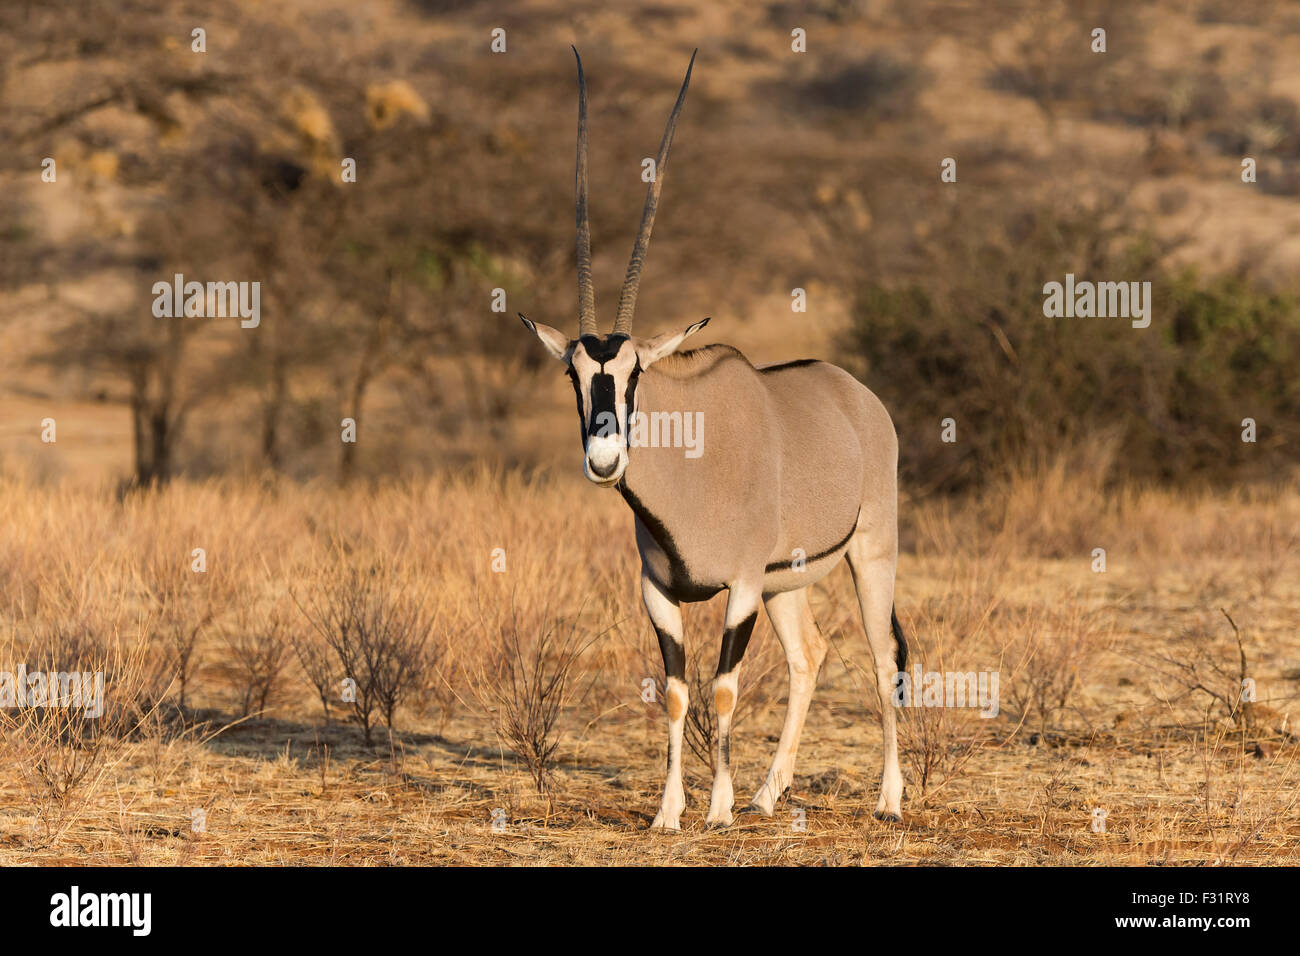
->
716, 611, 757, 675
655, 625, 685, 682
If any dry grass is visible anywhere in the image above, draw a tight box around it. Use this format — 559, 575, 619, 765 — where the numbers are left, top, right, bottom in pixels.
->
0, 462, 1298, 865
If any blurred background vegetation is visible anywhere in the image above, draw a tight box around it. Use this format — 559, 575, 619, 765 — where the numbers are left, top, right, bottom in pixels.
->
1, 0, 1297, 493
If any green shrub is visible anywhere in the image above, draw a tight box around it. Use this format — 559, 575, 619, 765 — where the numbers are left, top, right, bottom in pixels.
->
841, 209, 1300, 492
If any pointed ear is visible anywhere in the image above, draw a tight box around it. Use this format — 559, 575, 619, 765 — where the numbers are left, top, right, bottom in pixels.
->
635, 317, 710, 369
519, 314, 571, 361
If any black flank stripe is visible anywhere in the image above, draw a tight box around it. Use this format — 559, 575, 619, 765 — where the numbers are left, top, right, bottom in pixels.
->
765, 508, 860, 573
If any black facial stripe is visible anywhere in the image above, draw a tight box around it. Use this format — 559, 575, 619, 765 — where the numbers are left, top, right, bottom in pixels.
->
568, 370, 585, 443
572, 335, 635, 445
588, 373, 617, 437
623, 362, 641, 432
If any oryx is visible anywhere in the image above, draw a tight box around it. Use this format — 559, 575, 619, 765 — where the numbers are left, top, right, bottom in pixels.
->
520, 48, 908, 829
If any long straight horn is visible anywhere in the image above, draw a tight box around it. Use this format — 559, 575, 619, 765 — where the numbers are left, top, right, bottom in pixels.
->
611, 49, 697, 337
573, 47, 597, 338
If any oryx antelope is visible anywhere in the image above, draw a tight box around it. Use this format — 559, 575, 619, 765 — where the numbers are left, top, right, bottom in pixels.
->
520, 48, 908, 829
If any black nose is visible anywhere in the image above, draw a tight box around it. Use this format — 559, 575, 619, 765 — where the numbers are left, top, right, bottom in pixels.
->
588, 457, 618, 478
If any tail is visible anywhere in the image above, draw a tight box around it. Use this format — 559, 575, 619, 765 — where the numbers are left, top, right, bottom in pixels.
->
890, 606, 908, 672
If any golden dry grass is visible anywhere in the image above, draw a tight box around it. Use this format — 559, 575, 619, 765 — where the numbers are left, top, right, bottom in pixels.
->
1, 461, 1298, 865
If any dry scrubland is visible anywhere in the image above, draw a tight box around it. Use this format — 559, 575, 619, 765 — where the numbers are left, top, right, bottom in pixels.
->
1, 454, 1298, 865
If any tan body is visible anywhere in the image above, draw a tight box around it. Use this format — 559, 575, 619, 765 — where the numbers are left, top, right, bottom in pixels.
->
622, 346, 897, 601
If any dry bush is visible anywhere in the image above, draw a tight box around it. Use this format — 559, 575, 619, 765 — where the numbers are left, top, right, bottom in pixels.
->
136, 530, 244, 714
617, 596, 787, 775
295, 559, 433, 745
986, 0, 1137, 122
873, 565, 1017, 803
218, 605, 291, 718
890, 618, 1007, 805
289, 623, 337, 724
680, 638, 784, 773
7, 559, 177, 737
0, 619, 160, 841
682, 656, 721, 772
469, 603, 597, 795
149, 587, 211, 713
899, 695, 993, 806
1146, 608, 1292, 737
1003, 600, 1113, 736
410, 642, 461, 736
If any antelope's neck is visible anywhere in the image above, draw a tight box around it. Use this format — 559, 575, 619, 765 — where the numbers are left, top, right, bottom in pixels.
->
617, 367, 688, 524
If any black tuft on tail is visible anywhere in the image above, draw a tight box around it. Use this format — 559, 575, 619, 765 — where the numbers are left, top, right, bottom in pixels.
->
890, 606, 908, 672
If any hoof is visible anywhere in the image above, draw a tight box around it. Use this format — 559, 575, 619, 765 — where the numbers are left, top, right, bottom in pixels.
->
873, 810, 903, 823
649, 813, 682, 832
741, 803, 774, 818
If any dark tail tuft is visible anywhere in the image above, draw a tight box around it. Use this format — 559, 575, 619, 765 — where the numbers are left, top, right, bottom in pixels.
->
890, 606, 908, 672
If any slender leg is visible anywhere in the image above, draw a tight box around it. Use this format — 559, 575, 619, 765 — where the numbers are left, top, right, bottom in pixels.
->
643, 572, 687, 831
748, 587, 828, 816
705, 582, 761, 827
846, 535, 905, 821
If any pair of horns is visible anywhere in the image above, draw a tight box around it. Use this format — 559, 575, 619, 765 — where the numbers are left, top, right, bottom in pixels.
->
574, 46, 697, 338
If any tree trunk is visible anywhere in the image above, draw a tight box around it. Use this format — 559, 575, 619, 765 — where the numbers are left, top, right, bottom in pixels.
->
261, 354, 288, 470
